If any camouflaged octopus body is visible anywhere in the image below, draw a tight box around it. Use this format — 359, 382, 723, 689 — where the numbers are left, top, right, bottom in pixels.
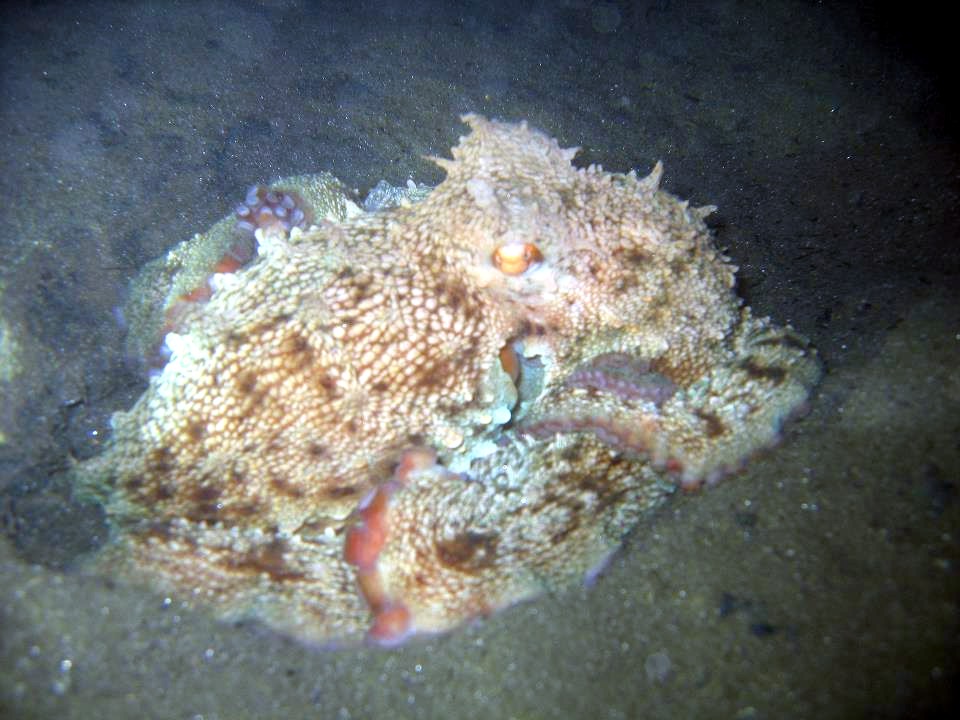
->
79, 115, 820, 645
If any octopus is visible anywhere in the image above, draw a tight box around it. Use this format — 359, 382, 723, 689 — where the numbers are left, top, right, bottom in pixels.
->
76, 115, 821, 647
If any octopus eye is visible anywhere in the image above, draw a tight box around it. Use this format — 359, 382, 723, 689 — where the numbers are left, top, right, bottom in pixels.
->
492, 242, 543, 275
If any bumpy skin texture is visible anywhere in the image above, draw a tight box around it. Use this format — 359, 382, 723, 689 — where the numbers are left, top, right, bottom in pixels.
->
122, 172, 362, 365
78, 115, 820, 646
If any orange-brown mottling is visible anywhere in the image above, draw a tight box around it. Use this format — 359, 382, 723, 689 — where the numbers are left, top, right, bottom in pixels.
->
77, 115, 819, 646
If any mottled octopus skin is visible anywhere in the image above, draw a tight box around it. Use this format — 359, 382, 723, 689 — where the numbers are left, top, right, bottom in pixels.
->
78, 115, 820, 646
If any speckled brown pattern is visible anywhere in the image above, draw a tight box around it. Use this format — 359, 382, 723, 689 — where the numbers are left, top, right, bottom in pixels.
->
76, 115, 820, 645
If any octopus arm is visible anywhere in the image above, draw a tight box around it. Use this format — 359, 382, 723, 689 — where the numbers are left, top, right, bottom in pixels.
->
344, 439, 673, 644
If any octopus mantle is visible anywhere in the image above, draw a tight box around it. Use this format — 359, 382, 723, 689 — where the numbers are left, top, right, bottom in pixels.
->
77, 115, 820, 646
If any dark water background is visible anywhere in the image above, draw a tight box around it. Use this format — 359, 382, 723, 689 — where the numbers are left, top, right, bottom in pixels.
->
1, 1, 957, 718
